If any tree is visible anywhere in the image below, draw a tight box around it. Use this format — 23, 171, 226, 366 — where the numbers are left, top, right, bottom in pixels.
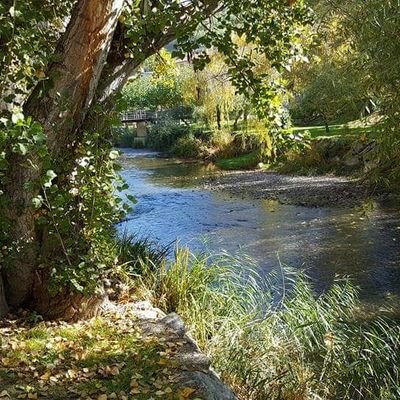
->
287, 4, 370, 129
0, 0, 310, 319
306, 0, 400, 183
122, 49, 187, 112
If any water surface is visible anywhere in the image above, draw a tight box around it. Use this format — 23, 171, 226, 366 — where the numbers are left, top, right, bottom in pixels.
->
118, 149, 400, 304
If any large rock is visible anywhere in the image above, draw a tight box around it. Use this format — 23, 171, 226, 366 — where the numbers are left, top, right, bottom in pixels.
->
140, 312, 236, 399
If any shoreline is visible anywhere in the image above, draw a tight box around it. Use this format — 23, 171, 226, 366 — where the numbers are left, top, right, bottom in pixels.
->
203, 169, 379, 208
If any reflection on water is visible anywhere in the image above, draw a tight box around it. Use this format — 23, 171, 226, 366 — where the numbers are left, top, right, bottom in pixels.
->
117, 149, 400, 304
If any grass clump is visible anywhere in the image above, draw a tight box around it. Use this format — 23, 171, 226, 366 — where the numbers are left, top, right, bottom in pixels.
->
133, 248, 400, 400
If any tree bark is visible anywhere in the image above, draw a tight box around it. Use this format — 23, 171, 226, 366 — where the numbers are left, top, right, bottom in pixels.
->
1, 0, 124, 317
216, 105, 222, 129
0, 274, 8, 316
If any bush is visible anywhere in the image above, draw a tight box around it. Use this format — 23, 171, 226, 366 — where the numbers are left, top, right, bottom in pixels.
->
171, 134, 203, 158
146, 121, 190, 151
112, 127, 137, 148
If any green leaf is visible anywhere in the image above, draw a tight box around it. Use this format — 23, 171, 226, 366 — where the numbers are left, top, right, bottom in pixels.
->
109, 150, 119, 160
11, 111, 24, 124
17, 143, 28, 155
126, 194, 137, 204
44, 169, 57, 188
32, 195, 44, 209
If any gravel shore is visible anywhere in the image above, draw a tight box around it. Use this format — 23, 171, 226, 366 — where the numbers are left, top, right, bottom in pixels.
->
203, 170, 371, 207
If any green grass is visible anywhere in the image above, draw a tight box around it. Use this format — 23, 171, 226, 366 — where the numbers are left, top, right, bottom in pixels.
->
216, 151, 259, 170
134, 249, 400, 400
291, 123, 378, 140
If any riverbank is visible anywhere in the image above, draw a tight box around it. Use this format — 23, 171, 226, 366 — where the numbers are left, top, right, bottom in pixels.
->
0, 301, 234, 400
203, 170, 377, 207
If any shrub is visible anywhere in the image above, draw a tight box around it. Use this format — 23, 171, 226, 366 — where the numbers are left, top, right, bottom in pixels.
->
112, 127, 137, 148
171, 134, 203, 158
146, 121, 190, 151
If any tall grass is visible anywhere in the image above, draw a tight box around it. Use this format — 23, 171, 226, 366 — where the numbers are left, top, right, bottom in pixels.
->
129, 248, 400, 400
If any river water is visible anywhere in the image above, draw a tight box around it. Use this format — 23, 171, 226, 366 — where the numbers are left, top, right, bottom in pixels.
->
117, 149, 400, 304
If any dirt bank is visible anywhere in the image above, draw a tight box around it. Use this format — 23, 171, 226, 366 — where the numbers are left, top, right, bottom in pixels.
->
203, 170, 373, 207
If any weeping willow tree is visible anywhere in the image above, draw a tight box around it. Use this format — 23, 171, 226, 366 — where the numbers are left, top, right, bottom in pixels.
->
0, 0, 310, 319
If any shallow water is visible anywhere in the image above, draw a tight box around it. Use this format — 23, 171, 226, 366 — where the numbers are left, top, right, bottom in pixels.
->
117, 149, 400, 304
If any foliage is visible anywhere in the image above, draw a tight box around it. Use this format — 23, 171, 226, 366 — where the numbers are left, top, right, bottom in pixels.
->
41, 133, 129, 293
287, 9, 370, 127
171, 135, 203, 158
0, 110, 135, 294
122, 50, 186, 112
343, 0, 400, 188
135, 249, 400, 400
291, 0, 400, 187
0, 111, 50, 245
112, 127, 137, 148
0, 1, 74, 110
146, 122, 190, 151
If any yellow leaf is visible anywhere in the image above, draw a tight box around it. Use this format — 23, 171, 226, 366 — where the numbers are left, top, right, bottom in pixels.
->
35, 70, 46, 79
110, 366, 120, 376
66, 369, 77, 379
0, 390, 10, 398
179, 387, 197, 398
40, 371, 51, 381
97, 395, 108, 400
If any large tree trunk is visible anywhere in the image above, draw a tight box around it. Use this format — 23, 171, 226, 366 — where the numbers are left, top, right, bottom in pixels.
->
0, 0, 221, 320
1, 0, 124, 318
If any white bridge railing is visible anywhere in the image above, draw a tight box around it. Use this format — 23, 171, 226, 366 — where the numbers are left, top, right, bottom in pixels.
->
121, 110, 156, 122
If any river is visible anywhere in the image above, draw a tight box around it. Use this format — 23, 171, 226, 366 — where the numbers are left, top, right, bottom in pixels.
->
117, 149, 400, 305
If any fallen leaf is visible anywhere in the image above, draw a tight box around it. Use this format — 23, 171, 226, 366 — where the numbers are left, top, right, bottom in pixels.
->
179, 387, 196, 398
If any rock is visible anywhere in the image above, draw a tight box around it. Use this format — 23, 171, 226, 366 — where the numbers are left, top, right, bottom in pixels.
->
129, 300, 166, 320
178, 370, 236, 400
101, 300, 236, 398
140, 312, 236, 399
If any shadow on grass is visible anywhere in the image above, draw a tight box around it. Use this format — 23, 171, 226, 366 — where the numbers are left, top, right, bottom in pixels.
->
0, 316, 183, 400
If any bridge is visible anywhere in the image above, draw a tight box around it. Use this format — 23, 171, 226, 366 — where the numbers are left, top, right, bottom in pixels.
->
121, 110, 166, 124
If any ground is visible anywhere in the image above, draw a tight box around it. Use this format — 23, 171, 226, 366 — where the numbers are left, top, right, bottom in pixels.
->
0, 303, 234, 400
203, 170, 370, 207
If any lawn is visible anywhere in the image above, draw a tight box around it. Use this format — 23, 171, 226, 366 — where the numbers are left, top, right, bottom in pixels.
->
291, 123, 378, 140
216, 151, 259, 170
